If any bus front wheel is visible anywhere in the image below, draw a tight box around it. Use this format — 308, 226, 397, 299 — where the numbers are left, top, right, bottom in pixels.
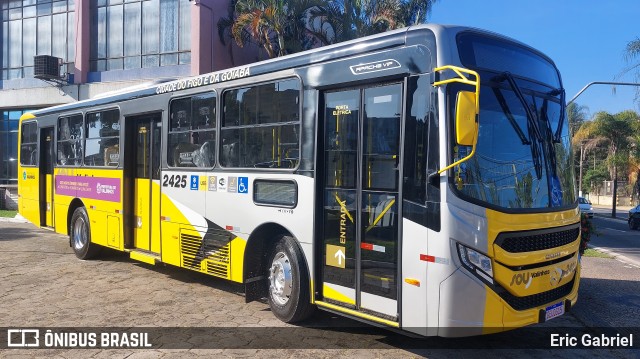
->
70, 207, 100, 259
266, 235, 314, 323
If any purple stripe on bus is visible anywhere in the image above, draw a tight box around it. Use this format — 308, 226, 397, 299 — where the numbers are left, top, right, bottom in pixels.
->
55, 175, 121, 202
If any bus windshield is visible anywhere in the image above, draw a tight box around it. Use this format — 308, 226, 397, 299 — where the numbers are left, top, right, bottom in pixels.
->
454, 33, 576, 210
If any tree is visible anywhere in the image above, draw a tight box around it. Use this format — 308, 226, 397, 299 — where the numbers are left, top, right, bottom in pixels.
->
566, 102, 589, 136
619, 37, 640, 106
573, 110, 640, 217
310, 0, 437, 43
218, 0, 327, 58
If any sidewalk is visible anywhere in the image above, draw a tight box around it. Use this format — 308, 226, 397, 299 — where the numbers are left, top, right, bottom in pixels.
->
0, 213, 27, 223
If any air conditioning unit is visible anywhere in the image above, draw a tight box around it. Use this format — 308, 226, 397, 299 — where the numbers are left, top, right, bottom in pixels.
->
34, 55, 62, 80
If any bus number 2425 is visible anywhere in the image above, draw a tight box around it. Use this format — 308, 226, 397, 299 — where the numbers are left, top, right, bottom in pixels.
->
162, 174, 187, 188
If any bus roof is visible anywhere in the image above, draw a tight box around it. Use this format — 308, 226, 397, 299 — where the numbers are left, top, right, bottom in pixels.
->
26, 23, 552, 119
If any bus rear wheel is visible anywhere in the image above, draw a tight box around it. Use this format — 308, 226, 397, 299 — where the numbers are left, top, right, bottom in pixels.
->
70, 207, 100, 259
266, 235, 314, 323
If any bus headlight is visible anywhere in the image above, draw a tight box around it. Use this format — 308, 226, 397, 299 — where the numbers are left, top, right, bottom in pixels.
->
457, 243, 494, 284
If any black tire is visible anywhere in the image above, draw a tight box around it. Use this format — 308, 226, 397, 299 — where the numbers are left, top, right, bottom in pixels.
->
70, 207, 101, 259
266, 235, 315, 323
633, 219, 639, 231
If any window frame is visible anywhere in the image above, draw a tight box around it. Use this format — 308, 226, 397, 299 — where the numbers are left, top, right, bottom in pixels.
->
166, 91, 217, 170
219, 77, 303, 171
56, 112, 85, 167
19, 120, 38, 167
253, 178, 298, 208
83, 108, 121, 168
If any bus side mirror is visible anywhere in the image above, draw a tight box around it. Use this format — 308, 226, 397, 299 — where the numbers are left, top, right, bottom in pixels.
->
455, 91, 478, 146
432, 65, 480, 175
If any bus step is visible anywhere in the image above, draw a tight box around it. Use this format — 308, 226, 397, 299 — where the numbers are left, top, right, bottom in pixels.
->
129, 250, 160, 265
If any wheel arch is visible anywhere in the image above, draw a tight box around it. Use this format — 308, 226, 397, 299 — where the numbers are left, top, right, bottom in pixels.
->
243, 222, 311, 302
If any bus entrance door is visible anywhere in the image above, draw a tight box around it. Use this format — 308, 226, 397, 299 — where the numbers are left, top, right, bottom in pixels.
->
128, 115, 162, 254
39, 127, 54, 228
320, 84, 402, 322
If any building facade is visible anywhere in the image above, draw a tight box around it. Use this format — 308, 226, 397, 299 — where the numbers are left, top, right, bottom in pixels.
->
0, 0, 256, 185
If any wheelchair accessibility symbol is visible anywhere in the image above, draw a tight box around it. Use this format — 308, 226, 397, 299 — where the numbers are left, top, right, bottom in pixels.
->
238, 177, 249, 194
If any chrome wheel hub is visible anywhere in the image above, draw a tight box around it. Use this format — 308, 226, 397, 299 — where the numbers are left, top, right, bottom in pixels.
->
73, 216, 87, 251
268, 251, 292, 306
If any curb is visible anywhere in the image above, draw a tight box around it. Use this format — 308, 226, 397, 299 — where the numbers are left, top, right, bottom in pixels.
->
0, 214, 28, 223
593, 213, 627, 222
587, 244, 640, 268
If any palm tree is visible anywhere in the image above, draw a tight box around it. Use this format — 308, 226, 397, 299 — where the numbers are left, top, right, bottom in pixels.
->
618, 37, 640, 105
309, 0, 437, 44
218, 0, 328, 58
573, 110, 640, 217
566, 102, 589, 136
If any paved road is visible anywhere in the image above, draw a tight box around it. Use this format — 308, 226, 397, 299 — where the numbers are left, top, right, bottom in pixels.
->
0, 222, 637, 358
590, 215, 640, 265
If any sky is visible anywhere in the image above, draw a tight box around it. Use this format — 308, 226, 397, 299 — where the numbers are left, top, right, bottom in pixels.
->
429, 0, 640, 118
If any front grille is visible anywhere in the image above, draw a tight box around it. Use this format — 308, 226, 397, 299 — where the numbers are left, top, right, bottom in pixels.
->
496, 225, 579, 253
497, 278, 575, 311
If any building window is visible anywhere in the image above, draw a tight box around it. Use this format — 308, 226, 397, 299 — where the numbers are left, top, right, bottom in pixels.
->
1, 0, 75, 80
168, 93, 216, 168
2, 110, 31, 184
90, 0, 191, 72
221, 79, 300, 169
85, 109, 120, 167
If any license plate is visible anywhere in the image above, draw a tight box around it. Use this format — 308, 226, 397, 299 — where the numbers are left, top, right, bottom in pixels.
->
545, 302, 565, 321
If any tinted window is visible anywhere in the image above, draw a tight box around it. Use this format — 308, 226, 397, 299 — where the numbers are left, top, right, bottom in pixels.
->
20, 121, 37, 166
457, 32, 560, 87
57, 114, 83, 166
221, 79, 300, 168
85, 109, 120, 167
168, 93, 216, 168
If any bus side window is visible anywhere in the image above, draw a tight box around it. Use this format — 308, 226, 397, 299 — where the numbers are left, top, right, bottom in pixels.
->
57, 115, 84, 166
168, 93, 216, 168
221, 79, 300, 168
403, 75, 440, 231
20, 122, 38, 166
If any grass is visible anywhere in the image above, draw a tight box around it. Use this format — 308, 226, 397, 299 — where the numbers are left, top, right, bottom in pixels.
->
583, 248, 613, 259
0, 210, 18, 218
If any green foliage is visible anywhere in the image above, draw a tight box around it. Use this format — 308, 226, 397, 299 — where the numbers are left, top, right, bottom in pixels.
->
566, 102, 589, 136
219, 0, 438, 58
582, 163, 609, 192
573, 110, 640, 179
582, 248, 612, 259
580, 213, 597, 255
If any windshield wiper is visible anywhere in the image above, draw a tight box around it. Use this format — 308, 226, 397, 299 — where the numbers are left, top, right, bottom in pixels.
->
547, 88, 566, 143
491, 87, 530, 145
493, 72, 544, 179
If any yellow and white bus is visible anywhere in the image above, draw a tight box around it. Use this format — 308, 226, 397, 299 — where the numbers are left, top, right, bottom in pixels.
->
18, 24, 580, 337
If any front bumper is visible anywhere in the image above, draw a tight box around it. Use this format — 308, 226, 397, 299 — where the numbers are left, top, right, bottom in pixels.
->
437, 264, 580, 337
